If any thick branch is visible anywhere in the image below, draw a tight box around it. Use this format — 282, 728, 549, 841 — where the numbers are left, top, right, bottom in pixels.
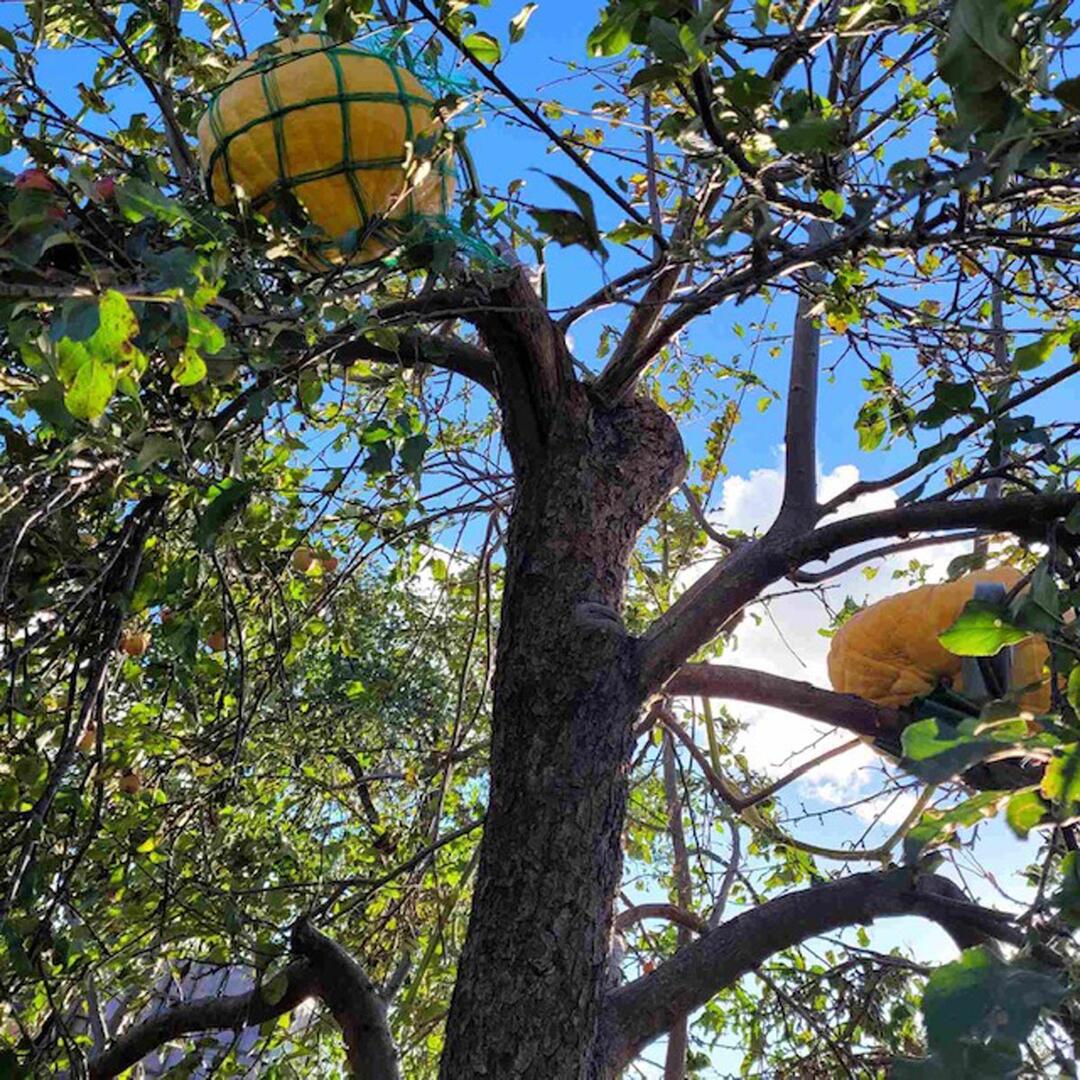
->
778, 283, 823, 527
791, 492, 1080, 568
665, 664, 1043, 793
332, 329, 496, 391
599, 869, 1020, 1070
88, 923, 401, 1080
87, 961, 320, 1079
667, 664, 898, 739
291, 920, 401, 1080
639, 491, 1080, 693
383, 271, 572, 458
469, 270, 575, 463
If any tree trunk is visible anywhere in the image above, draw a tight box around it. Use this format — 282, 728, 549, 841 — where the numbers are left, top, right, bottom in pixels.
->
440, 386, 686, 1079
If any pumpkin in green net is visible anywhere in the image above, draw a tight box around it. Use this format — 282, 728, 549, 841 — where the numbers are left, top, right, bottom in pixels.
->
197, 33, 454, 267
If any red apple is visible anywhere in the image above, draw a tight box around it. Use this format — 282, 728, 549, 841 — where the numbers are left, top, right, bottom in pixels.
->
90, 176, 116, 202
13, 169, 65, 221
119, 769, 142, 795
119, 629, 151, 657
14, 168, 58, 193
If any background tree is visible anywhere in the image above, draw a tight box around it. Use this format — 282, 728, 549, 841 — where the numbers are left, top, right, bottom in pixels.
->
1, 0, 1079, 1077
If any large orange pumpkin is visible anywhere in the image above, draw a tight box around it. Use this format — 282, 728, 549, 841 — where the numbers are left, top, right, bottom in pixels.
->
827, 567, 1051, 712
197, 34, 454, 266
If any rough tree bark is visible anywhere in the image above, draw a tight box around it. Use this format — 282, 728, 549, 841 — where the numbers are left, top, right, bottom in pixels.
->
439, 378, 686, 1078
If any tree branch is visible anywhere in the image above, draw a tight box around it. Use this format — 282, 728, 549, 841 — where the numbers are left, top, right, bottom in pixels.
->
659, 708, 863, 812
291, 920, 402, 1080
665, 663, 1044, 793
666, 664, 898, 740
593, 186, 721, 406
331, 329, 496, 392
88, 923, 401, 1080
789, 531, 983, 584
819, 363, 1080, 515
468, 270, 575, 463
638, 491, 1080, 694
87, 961, 320, 1079
86, 0, 196, 183
777, 242, 826, 528
382, 270, 574, 458
599, 869, 1021, 1070
615, 904, 709, 937
790, 492, 1080, 568
662, 732, 693, 1079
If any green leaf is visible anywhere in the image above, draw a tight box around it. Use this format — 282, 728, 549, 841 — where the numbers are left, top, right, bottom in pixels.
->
529, 208, 607, 259
722, 70, 775, 110
1014, 332, 1064, 372
820, 190, 846, 219
261, 970, 290, 1006
629, 63, 678, 93
116, 178, 190, 224
1054, 76, 1080, 110
508, 2, 538, 43
543, 173, 599, 228
938, 600, 1029, 657
904, 790, 1004, 862
1005, 790, 1046, 838
855, 401, 887, 451
363, 441, 394, 476
900, 718, 998, 784
399, 432, 431, 471
96, 290, 140, 355
462, 32, 501, 65
134, 435, 179, 473
607, 220, 654, 244
937, 0, 1021, 136
186, 308, 225, 356
1040, 745, 1080, 808
195, 480, 255, 551
64, 356, 116, 421
586, 14, 632, 57
1067, 665, 1080, 713
773, 115, 843, 154
917, 380, 977, 427
922, 948, 1064, 1058
1050, 851, 1080, 926
647, 17, 689, 65
937, 0, 1021, 94
173, 348, 208, 387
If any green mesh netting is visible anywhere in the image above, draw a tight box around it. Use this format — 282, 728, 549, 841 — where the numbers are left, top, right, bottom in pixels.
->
203, 32, 503, 271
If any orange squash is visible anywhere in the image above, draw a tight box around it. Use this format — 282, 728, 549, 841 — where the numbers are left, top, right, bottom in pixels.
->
827, 567, 1050, 712
197, 34, 454, 266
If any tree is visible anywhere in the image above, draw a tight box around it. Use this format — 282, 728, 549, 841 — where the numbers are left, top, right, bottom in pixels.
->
1, 0, 1079, 1076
